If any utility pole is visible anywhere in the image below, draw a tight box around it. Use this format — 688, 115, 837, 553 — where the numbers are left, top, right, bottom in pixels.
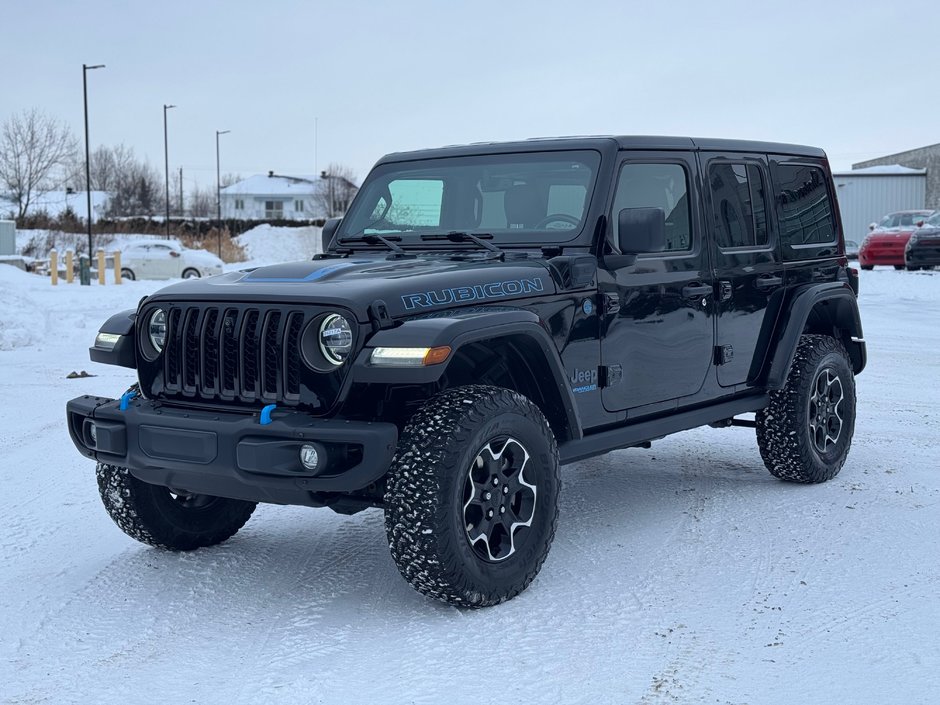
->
178, 166, 183, 217
82, 63, 105, 276
215, 129, 230, 258
163, 104, 176, 239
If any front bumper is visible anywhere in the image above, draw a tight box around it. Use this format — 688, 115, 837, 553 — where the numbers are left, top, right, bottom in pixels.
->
906, 244, 940, 267
66, 395, 398, 504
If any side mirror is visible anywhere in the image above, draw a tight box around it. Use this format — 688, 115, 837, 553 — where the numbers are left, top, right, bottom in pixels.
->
321, 218, 341, 253
603, 208, 666, 269
915, 220, 925, 228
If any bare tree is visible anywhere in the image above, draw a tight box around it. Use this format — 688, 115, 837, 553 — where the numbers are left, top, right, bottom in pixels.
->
188, 183, 215, 218
315, 163, 358, 218
0, 109, 78, 218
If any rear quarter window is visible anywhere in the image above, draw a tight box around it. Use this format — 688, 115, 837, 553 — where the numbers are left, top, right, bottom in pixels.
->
770, 160, 839, 260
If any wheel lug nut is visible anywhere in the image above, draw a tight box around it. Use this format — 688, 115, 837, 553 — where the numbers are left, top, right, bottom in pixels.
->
484, 491, 491, 500
492, 477, 499, 486
500, 506, 506, 514
502, 485, 509, 495
487, 509, 494, 519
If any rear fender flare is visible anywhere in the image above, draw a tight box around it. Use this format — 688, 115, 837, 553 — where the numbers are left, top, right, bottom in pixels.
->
765, 283, 865, 388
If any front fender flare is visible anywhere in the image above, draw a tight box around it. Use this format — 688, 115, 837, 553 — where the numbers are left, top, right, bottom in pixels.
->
350, 307, 582, 440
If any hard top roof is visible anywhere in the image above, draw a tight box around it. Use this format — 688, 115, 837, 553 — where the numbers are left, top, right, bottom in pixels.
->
376, 135, 826, 165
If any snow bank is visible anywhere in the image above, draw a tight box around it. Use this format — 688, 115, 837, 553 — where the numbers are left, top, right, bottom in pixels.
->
233, 224, 322, 267
0, 266, 44, 350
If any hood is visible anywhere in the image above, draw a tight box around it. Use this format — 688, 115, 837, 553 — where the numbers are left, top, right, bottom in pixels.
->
866, 229, 916, 242
146, 253, 559, 321
911, 226, 940, 239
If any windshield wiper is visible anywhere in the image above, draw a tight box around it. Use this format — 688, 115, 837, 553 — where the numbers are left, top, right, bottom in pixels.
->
337, 233, 408, 256
421, 231, 502, 254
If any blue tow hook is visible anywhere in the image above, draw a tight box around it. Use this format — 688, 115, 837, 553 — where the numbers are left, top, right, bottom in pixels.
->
119, 389, 139, 411
260, 404, 277, 425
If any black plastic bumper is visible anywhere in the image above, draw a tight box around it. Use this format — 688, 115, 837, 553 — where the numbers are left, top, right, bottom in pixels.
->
66, 395, 398, 505
906, 246, 940, 266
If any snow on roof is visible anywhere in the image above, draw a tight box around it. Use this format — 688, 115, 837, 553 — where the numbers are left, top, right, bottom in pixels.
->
833, 165, 927, 176
220, 174, 320, 197
0, 190, 109, 221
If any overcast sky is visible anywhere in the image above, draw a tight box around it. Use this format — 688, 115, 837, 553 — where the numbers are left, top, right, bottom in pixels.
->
3, 0, 937, 189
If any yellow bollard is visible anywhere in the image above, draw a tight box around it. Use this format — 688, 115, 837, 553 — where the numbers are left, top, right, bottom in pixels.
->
97, 249, 106, 285
50, 249, 58, 286
65, 250, 74, 284
114, 250, 122, 285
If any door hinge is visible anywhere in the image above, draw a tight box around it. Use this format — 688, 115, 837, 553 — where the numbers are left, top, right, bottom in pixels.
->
714, 345, 734, 365
600, 364, 623, 388
719, 281, 733, 302
604, 293, 620, 315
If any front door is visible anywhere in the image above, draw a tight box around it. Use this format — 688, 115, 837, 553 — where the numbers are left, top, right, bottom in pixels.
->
700, 153, 785, 387
599, 154, 714, 413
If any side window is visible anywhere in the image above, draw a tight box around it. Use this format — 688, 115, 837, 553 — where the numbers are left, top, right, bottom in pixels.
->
708, 162, 770, 249
613, 163, 691, 252
773, 164, 835, 246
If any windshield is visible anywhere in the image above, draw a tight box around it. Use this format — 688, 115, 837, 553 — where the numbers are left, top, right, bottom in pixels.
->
338, 150, 601, 245
924, 211, 940, 227
878, 211, 931, 229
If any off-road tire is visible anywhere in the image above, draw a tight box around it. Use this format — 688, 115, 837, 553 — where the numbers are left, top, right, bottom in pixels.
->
384, 385, 560, 607
756, 335, 856, 483
96, 463, 256, 550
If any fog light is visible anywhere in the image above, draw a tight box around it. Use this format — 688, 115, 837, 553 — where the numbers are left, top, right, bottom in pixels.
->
88, 423, 97, 446
299, 444, 320, 471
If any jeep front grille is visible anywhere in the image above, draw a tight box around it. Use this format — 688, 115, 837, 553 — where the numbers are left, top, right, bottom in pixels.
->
143, 303, 347, 409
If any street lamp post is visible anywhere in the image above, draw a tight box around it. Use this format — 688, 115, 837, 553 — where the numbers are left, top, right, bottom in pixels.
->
82, 63, 105, 278
215, 129, 230, 258
163, 104, 176, 239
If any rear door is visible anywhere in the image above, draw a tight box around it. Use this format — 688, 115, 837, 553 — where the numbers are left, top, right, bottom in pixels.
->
598, 152, 714, 413
701, 152, 784, 387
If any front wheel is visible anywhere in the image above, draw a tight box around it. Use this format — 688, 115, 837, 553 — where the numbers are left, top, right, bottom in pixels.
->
384, 385, 560, 607
96, 463, 256, 550
756, 335, 856, 483
182, 268, 201, 279
860, 265, 873, 271
894, 264, 905, 270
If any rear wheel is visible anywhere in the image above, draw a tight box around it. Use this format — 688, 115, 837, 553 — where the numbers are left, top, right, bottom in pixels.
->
182, 267, 201, 279
96, 463, 256, 550
384, 385, 559, 607
860, 265, 873, 271
756, 335, 856, 483
894, 264, 905, 270
120, 268, 135, 281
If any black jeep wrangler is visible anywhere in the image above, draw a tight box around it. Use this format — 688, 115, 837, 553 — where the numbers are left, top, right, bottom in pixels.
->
67, 136, 866, 607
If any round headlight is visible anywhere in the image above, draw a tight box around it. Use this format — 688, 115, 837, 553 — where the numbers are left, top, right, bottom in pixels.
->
148, 309, 167, 354
319, 313, 352, 366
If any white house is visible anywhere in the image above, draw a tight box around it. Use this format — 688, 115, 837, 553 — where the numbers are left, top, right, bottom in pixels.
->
220, 172, 357, 221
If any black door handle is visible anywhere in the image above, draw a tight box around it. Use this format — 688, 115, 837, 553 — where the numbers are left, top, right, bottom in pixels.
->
755, 275, 783, 291
682, 283, 713, 298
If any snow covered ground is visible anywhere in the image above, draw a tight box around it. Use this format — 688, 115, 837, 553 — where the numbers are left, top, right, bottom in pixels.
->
0, 265, 937, 704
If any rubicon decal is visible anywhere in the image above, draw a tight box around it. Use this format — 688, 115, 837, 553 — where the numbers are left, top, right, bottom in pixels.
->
402, 278, 545, 310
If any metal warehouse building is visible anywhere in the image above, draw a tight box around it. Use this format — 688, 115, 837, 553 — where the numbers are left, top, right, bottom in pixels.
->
854, 143, 940, 209
833, 165, 926, 243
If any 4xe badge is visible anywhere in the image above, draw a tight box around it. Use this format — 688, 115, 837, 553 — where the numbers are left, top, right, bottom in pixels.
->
570, 368, 598, 394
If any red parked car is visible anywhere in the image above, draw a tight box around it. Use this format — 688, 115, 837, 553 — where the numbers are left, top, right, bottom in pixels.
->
859, 210, 933, 270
